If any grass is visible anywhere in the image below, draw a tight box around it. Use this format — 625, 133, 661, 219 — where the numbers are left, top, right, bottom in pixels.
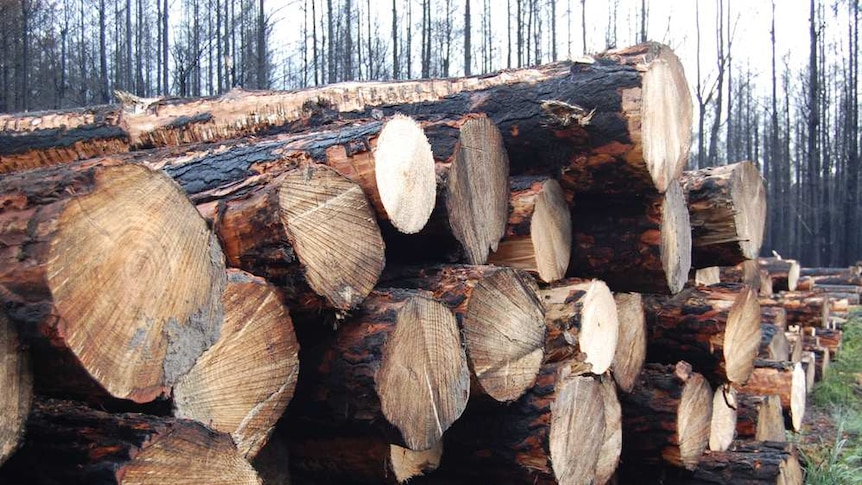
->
798, 309, 862, 484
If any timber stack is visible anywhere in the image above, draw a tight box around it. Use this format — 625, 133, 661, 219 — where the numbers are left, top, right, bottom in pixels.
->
0, 41, 821, 485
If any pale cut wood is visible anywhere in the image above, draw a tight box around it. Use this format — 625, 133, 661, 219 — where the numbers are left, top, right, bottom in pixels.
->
737, 360, 806, 432
680, 161, 766, 268
708, 384, 737, 452
173, 270, 300, 459
0, 160, 225, 403
387, 265, 546, 402
801, 350, 817, 392
0, 398, 260, 485
488, 176, 572, 282
695, 266, 721, 286
595, 377, 623, 485
540, 278, 619, 374
736, 394, 787, 442
720, 260, 772, 296
758, 257, 800, 291
289, 289, 469, 451
0, 309, 32, 466
760, 323, 791, 361
612, 293, 647, 393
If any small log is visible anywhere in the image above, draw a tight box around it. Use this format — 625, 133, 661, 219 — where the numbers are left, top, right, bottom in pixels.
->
540, 278, 619, 374
644, 284, 762, 385
761, 306, 787, 330
800, 350, 817, 392
737, 360, 806, 432
619, 361, 712, 470
814, 328, 843, 354
720, 260, 772, 296
758, 257, 800, 291
663, 441, 803, 485
680, 161, 766, 268
0, 398, 261, 485
386, 265, 546, 402
431, 363, 606, 485
568, 180, 692, 294
735, 394, 786, 442
694, 266, 721, 286
289, 288, 469, 451
785, 331, 804, 364
488, 176, 572, 282
0, 309, 32, 466
612, 293, 647, 393
796, 271, 862, 290
709, 384, 738, 452
173, 269, 300, 459
760, 292, 830, 328
801, 266, 862, 276
0, 160, 225, 403
759, 323, 791, 361
595, 377, 623, 485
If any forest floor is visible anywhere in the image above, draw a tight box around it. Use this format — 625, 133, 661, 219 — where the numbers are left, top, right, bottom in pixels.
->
795, 310, 862, 484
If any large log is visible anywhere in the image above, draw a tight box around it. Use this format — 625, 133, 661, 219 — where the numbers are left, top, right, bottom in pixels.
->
385, 265, 546, 402
0, 160, 226, 403
758, 257, 800, 291
620, 361, 713, 470
568, 180, 692, 294
663, 441, 803, 485
0, 308, 32, 466
595, 377, 623, 485
737, 360, 806, 432
709, 384, 738, 452
488, 176, 572, 282
736, 394, 787, 442
611, 292, 647, 393
540, 278, 619, 374
288, 288, 469, 451
680, 161, 766, 268
429, 363, 606, 485
644, 284, 762, 385
173, 269, 300, 459
0, 398, 261, 485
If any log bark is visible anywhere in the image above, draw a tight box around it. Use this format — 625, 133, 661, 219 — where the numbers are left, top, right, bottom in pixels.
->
709, 384, 738, 452
0, 159, 226, 403
177, 161, 385, 311
680, 161, 766, 268
760, 292, 830, 328
737, 360, 806, 432
595, 377, 623, 485
0, 308, 32, 466
644, 284, 762, 385
719, 260, 773, 296
0, 398, 261, 485
761, 306, 787, 330
758, 258, 800, 291
759, 323, 791, 361
814, 328, 843, 354
173, 269, 300, 459
539, 278, 619, 374
797, 275, 862, 291
663, 441, 803, 485
430, 363, 606, 485
385, 265, 546, 402
619, 361, 713, 470
735, 394, 787, 442
568, 180, 692, 294
488, 176, 572, 282
612, 292, 647, 393
288, 288, 470, 451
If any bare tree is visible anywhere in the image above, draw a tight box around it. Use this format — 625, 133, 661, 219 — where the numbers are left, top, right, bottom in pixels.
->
464, 0, 471, 75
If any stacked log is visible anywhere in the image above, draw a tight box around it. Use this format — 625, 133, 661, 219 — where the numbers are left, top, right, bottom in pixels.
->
0, 309, 32, 466
737, 360, 806, 432
719, 260, 773, 296
735, 394, 786, 442
760, 291, 831, 328
663, 441, 803, 485
611, 293, 647, 393
758, 258, 800, 292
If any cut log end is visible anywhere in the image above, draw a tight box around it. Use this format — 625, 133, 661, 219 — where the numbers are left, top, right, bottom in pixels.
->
0, 310, 32, 466
730, 162, 767, 259
279, 165, 385, 310
374, 115, 436, 234
172, 270, 300, 459
790, 362, 807, 432
695, 266, 721, 286
676, 368, 712, 470
445, 115, 510, 264
595, 377, 622, 485
611, 293, 646, 393
723, 286, 762, 384
708, 384, 737, 452
390, 442, 443, 483
639, 45, 693, 193
464, 269, 545, 401
45, 163, 226, 402
377, 293, 470, 450
548, 373, 605, 485
661, 180, 693, 294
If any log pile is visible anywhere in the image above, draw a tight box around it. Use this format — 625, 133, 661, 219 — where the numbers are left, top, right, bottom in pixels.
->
0, 42, 825, 485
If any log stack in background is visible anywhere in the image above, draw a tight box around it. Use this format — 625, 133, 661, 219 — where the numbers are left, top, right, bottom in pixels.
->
0, 41, 831, 485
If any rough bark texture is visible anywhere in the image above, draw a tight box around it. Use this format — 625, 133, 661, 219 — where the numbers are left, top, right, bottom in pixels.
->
488, 176, 572, 282
385, 265, 546, 402
612, 292, 647, 393
0, 309, 32, 466
760, 292, 830, 328
539, 278, 619, 374
644, 284, 762, 385
619, 361, 713, 470
758, 258, 800, 292
720, 260, 773, 296
761, 306, 788, 330
287, 288, 469, 451
173, 269, 300, 459
735, 394, 787, 442
428, 363, 605, 485
0, 159, 226, 403
815, 328, 843, 354
681, 161, 767, 268
0, 398, 261, 485
663, 441, 803, 485
737, 360, 806, 432
568, 180, 692, 294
